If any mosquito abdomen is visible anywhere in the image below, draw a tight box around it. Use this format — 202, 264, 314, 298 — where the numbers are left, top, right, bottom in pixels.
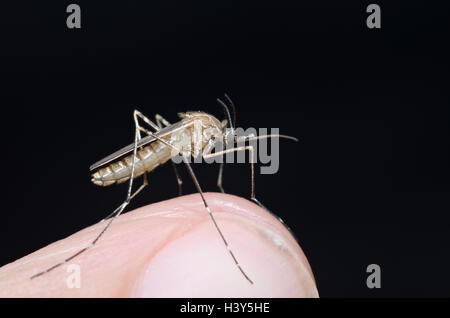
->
90, 113, 222, 187
91, 144, 168, 186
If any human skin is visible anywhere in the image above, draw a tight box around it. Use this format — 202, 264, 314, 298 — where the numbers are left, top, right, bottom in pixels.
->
0, 193, 319, 297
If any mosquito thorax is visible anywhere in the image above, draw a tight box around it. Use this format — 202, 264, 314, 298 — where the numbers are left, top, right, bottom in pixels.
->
178, 111, 224, 143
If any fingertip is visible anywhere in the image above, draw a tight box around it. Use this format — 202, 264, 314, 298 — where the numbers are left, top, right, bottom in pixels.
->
0, 193, 318, 298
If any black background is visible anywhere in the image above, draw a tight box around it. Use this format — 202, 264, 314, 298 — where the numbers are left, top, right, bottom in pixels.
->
0, 1, 449, 297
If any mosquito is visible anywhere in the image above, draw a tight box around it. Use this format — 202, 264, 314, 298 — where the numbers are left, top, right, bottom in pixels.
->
30, 95, 298, 284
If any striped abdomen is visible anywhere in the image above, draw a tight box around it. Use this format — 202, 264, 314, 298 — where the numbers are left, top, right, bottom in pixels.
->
91, 138, 175, 186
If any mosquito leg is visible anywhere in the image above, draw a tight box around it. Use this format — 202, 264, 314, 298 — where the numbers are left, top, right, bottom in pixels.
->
204, 144, 298, 242
172, 163, 183, 196
155, 114, 183, 196
133, 112, 184, 196
100, 111, 157, 215
135, 110, 184, 195
205, 144, 269, 211
182, 158, 253, 284
155, 114, 171, 128
217, 162, 225, 193
134, 110, 160, 132
204, 145, 256, 200
100, 173, 148, 222
31, 113, 146, 280
204, 145, 284, 220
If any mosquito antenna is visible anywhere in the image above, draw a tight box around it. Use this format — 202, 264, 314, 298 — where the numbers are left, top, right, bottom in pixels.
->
223, 93, 237, 129
217, 97, 234, 134
239, 134, 299, 142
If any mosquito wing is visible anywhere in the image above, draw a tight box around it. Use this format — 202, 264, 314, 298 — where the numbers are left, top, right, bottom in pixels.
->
89, 120, 190, 171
